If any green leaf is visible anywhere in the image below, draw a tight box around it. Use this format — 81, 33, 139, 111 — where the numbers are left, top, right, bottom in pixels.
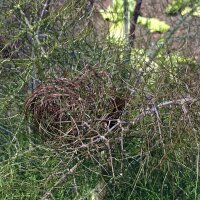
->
138, 17, 170, 33
165, 0, 185, 14
100, 0, 170, 37
165, 0, 198, 15
181, 6, 200, 16
109, 22, 124, 40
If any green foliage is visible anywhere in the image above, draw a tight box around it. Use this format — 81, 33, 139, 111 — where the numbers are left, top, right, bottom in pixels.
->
0, 129, 100, 199
102, 18, 170, 42
181, 6, 200, 16
166, 0, 188, 14
138, 17, 170, 33
165, 0, 199, 15
99, 0, 142, 23
100, 0, 170, 41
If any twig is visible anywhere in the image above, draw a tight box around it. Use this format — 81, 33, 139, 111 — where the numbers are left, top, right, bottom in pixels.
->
40, 0, 51, 19
73, 175, 78, 197
37, 0, 52, 39
96, 96, 198, 127
131, 96, 198, 126
153, 104, 166, 154
105, 139, 115, 179
40, 160, 83, 200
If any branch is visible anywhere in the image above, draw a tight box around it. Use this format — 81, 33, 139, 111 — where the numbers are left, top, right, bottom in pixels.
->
129, 0, 143, 47
96, 96, 198, 127
131, 96, 198, 126
40, 160, 83, 200
40, 0, 51, 19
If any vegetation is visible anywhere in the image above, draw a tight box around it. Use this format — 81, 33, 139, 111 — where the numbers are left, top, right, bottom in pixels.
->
165, 0, 199, 15
0, 0, 200, 199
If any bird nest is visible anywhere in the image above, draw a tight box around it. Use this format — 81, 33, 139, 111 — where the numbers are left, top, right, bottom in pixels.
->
25, 70, 126, 155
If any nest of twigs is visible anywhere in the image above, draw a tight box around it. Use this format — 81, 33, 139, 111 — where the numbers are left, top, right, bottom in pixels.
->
25, 69, 127, 155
